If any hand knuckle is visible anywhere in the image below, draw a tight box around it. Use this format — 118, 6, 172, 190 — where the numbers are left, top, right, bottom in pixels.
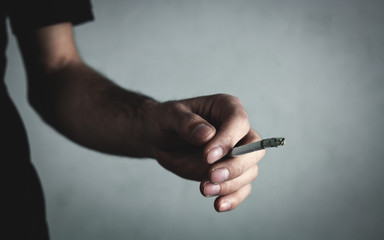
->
230, 162, 245, 177
220, 180, 236, 195
167, 101, 185, 115
214, 94, 240, 105
236, 109, 249, 125
219, 182, 229, 194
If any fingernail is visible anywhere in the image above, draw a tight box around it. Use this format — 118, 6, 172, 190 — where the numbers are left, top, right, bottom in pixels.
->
210, 168, 229, 183
192, 123, 212, 139
207, 146, 224, 164
204, 183, 220, 197
219, 201, 231, 212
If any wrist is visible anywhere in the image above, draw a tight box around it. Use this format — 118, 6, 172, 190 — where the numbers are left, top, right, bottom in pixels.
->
136, 98, 161, 158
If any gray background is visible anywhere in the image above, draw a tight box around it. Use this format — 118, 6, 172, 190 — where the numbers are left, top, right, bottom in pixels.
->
5, 0, 384, 239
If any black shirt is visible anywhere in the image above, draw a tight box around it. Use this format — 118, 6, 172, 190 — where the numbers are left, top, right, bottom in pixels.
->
0, 1, 93, 239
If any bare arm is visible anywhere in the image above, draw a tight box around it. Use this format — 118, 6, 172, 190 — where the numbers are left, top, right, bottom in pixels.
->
18, 22, 265, 212
18, 23, 155, 157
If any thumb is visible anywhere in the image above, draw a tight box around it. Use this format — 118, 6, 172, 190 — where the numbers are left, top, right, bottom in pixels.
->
166, 103, 216, 146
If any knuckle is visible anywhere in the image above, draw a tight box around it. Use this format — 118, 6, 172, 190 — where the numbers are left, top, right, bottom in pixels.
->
185, 112, 201, 124
165, 101, 200, 129
166, 101, 186, 115
222, 134, 235, 147
238, 108, 248, 120
226, 95, 243, 109
236, 110, 250, 128
219, 181, 233, 195
214, 93, 231, 100
229, 162, 245, 178
214, 93, 241, 106
219, 178, 239, 195
231, 95, 242, 105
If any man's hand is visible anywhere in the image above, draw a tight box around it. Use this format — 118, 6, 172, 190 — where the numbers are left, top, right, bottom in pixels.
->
143, 94, 265, 212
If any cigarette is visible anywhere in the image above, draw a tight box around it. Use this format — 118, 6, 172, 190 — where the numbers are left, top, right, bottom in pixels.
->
229, 137, 285, 157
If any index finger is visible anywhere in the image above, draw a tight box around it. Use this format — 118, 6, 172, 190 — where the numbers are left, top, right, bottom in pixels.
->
204, 107, 251, 164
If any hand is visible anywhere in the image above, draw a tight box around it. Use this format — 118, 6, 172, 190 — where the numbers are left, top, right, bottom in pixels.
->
143, 94, 265, 212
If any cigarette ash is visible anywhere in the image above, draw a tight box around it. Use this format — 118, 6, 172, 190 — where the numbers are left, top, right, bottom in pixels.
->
262, 137, 286, 148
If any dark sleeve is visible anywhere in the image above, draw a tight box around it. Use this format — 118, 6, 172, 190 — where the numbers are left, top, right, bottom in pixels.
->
8, 0, 94, 35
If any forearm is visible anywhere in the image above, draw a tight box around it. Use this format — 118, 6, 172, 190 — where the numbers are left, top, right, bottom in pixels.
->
29, 62, 157, 157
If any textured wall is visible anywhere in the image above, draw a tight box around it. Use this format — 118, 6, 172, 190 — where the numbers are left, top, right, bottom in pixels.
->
5, 0, 384, 239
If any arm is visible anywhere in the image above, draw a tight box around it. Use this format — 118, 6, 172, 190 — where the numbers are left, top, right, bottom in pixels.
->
18, 23, 154, 157
18, 23, 265, 212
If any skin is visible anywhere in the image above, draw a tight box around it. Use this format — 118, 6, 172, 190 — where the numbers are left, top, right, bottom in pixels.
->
16, 22, 265, 212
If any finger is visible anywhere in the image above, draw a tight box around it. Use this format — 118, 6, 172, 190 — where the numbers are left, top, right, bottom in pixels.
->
156, 150, 210, 181
214, 184, 252, 212
209, 149, 264, 184
204, 106, 251, 164
159, 102, 216, 146
235, 128, 263, 149
201, 164, 258, 197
